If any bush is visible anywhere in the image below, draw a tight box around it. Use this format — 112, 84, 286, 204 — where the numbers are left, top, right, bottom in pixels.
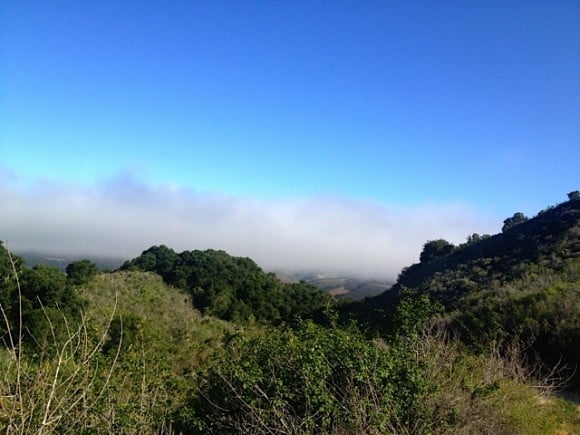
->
66, 260, 98, 286
184, 322, 397, 433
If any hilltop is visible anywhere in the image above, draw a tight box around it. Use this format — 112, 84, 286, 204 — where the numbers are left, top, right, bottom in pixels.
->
120, 245, 333, 323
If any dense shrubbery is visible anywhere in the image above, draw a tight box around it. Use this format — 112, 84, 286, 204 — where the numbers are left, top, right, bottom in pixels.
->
182, 293, 577, 434
186, 322, 396, 433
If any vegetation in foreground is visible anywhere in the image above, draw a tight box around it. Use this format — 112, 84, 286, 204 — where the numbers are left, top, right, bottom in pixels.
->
0, 192, 578, 433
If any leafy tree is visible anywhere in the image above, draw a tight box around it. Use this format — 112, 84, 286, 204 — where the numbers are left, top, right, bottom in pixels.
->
502, 212, 528, 232
66, 259, 98, 285
17, 265, 83, 346
419, 239, 455, 263
0, 242, 24, 337
391, 289, 439, 341
20, 265, 70, 309
567, 190, 580, 201
121, 245, 180, 275
465, 233, 490, 246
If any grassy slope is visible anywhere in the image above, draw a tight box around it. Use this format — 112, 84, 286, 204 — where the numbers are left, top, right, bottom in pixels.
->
75, 271, 233, 432
79, 271, 232, 368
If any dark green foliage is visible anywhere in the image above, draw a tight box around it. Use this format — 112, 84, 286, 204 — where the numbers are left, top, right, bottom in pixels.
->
20, 264, 81, 312
66, 259, 98, 285
568, 190, 580, 201
19, 265, 83, 347
0, 243, 83, 347
502, 212, 529, 232
462, 233, 491, 248
0, 241, 17, 282
122, 244, 180, 277
419, 239, 455, 263
0, 242, 24, 335
122, 246, 332, 323
184, 321, 440, 434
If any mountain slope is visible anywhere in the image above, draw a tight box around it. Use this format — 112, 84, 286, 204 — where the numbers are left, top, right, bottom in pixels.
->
394, 197, 579, 306
357, 195, 580, 386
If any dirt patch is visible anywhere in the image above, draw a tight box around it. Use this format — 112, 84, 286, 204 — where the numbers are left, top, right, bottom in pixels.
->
328, 286, 349, 296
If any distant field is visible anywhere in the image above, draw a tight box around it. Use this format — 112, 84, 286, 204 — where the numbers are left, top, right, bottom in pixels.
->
16, 251, 125, 271
277, 272, 393, 300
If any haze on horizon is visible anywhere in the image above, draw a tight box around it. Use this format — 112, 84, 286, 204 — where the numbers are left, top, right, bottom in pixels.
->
1, 2, 578, 279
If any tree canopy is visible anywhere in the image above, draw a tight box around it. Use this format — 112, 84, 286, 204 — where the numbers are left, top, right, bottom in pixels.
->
66, 259, 98, 285
121, 245, 332, 323
502, 212, 528, 232
419, 239, 455, 263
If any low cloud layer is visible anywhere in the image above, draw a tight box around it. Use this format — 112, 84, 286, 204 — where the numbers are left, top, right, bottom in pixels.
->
1, 174, 500, 279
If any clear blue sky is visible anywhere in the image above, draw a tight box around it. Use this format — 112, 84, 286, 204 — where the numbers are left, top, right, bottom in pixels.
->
1, 1, 579, 215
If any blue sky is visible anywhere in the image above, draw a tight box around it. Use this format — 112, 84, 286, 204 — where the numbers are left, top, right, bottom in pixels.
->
1, 1, 579, 276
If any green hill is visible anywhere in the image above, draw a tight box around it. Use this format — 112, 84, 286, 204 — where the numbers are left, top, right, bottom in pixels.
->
79, 271, 230, 363
357, 194, 580, 386
120, 245, 333, 323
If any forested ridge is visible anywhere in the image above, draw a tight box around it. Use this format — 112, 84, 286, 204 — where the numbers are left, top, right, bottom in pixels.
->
120, 246, 333, 323
0, 192, 578, 433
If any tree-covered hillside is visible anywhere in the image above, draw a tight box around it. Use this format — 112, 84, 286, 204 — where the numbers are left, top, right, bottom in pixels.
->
120, 245, 333, 323
357, 193, 580, 386
396, 196, 578, 302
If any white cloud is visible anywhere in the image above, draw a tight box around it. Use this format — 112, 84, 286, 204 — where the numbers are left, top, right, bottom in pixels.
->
0, 173, 500, 279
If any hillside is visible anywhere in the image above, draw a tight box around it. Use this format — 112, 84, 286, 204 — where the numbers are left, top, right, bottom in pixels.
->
357, 194, 580, 385
0, 247, 233, 432
397, 197, 578, 301
120, 245, 333, 323
79, 271, 230, 362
